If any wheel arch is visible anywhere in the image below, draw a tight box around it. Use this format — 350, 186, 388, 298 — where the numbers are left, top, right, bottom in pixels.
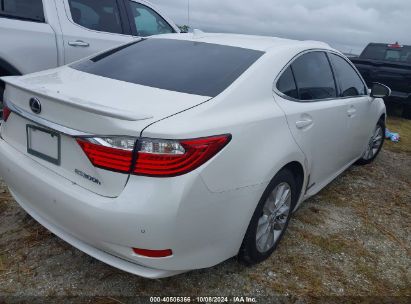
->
279, 161, 305, 207
0, 58, 22, 101
0, 57, 22, 77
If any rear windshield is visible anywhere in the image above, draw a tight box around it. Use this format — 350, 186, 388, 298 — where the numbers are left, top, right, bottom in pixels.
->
360, 44, 411, 63
71, 39, 264, 97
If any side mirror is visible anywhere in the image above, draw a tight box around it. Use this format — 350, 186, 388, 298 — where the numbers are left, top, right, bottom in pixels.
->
370, 82, 391, 98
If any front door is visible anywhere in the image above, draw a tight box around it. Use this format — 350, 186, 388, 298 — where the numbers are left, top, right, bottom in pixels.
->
328, 53, 375, 160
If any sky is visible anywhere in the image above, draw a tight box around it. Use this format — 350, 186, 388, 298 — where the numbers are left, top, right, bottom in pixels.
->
149, 0, 411, 55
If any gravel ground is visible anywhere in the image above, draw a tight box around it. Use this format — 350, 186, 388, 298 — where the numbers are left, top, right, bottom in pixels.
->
0, 145, 410, 302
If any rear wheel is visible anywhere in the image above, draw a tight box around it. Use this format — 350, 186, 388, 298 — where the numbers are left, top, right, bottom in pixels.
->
238, 169, 297, 265
356, 119, 385, 165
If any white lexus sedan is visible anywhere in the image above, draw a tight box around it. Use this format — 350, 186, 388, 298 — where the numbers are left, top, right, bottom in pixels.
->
0, 33, 389, 278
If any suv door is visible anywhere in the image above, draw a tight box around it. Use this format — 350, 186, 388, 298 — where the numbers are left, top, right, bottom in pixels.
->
274, 51, 350, 192
59, 0, 134, 64
0, 0, 58, 73
328, 53, 374, 160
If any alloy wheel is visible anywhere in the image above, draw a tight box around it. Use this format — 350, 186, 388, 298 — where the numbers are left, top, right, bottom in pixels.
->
256, 182, 292, 253
363, 125, 384, 160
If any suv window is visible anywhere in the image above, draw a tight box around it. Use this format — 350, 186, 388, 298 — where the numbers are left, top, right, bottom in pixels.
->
68, 0, 123, 34
276, 66, 298, 99
329, 54, 366, 97
128, 1, 174, 37
0, 0, 45, 22
291, 52, 337, 101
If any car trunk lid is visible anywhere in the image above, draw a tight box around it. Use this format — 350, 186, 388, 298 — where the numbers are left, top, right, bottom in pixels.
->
1, 68, 211, 197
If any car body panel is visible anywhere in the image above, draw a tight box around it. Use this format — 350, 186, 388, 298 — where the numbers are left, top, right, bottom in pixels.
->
0, 18, 58, 74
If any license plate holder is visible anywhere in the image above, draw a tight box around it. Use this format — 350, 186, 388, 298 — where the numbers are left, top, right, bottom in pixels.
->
26, 125, 61, 165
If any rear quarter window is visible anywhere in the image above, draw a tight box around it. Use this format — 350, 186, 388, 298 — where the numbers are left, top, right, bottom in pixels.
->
71, 39, 264, 97
276, 66, 298, 99
0, 0, 45, 22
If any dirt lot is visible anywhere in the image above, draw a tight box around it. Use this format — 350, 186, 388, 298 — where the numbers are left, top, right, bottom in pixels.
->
0, 118, 410, 302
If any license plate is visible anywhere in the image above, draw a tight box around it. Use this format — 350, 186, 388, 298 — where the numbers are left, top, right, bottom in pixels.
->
26, 125, 61, 165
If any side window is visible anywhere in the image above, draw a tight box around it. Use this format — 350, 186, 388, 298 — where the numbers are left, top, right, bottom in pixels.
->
329, 54, 366, 97
68, 0, 123, 34
291, 52, 337, 101
1, 0, 45, 22
128, 1, 174, 37
276, 66, 298, 99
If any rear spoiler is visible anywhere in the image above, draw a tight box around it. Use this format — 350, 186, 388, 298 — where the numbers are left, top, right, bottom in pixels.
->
1, 76, 153, 122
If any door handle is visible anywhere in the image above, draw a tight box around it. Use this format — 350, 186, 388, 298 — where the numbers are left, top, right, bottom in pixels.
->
296, 118, 313, 129
68, 40, 90, 47
347, 108, 357, 117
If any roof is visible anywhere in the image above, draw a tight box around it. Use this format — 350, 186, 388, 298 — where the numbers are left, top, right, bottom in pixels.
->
152, 31, 332, 52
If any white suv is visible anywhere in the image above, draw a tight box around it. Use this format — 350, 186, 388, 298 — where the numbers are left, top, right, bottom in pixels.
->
0, 0, 179, 101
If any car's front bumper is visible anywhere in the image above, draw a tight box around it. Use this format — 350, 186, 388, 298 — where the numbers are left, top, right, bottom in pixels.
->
0, 138, 265, 278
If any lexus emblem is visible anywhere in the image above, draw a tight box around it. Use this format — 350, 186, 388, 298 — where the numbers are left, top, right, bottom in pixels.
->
29, 98, 42, 114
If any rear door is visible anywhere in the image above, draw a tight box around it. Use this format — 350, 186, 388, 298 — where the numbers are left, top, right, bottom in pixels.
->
274, 51, 350, 189
328, 53, 374, 159
58, 0, 135, 64
0, 0, 58, 73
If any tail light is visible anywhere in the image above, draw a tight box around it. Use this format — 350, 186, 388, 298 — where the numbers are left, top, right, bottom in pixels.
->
2, 105, 11, 122
134, 135, 231, 177
77, 134, 231, 177
388, 42, 402, 48
76, 137, 136, 173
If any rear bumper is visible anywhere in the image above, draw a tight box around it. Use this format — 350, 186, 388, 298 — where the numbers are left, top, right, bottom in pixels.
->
0, 138, 265, 277
10, 187, 183, 279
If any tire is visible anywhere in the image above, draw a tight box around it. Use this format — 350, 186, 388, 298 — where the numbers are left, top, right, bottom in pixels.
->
403, 104, 411, 120
356, 119, 385, 166
238, 169, 297, 265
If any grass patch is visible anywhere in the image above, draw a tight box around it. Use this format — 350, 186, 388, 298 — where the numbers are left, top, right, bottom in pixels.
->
0, 255, 6, 271
385, 116, 411, 154
296, 206, 326, 226
0, 201, 8, 215
299, 230, 371, 257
